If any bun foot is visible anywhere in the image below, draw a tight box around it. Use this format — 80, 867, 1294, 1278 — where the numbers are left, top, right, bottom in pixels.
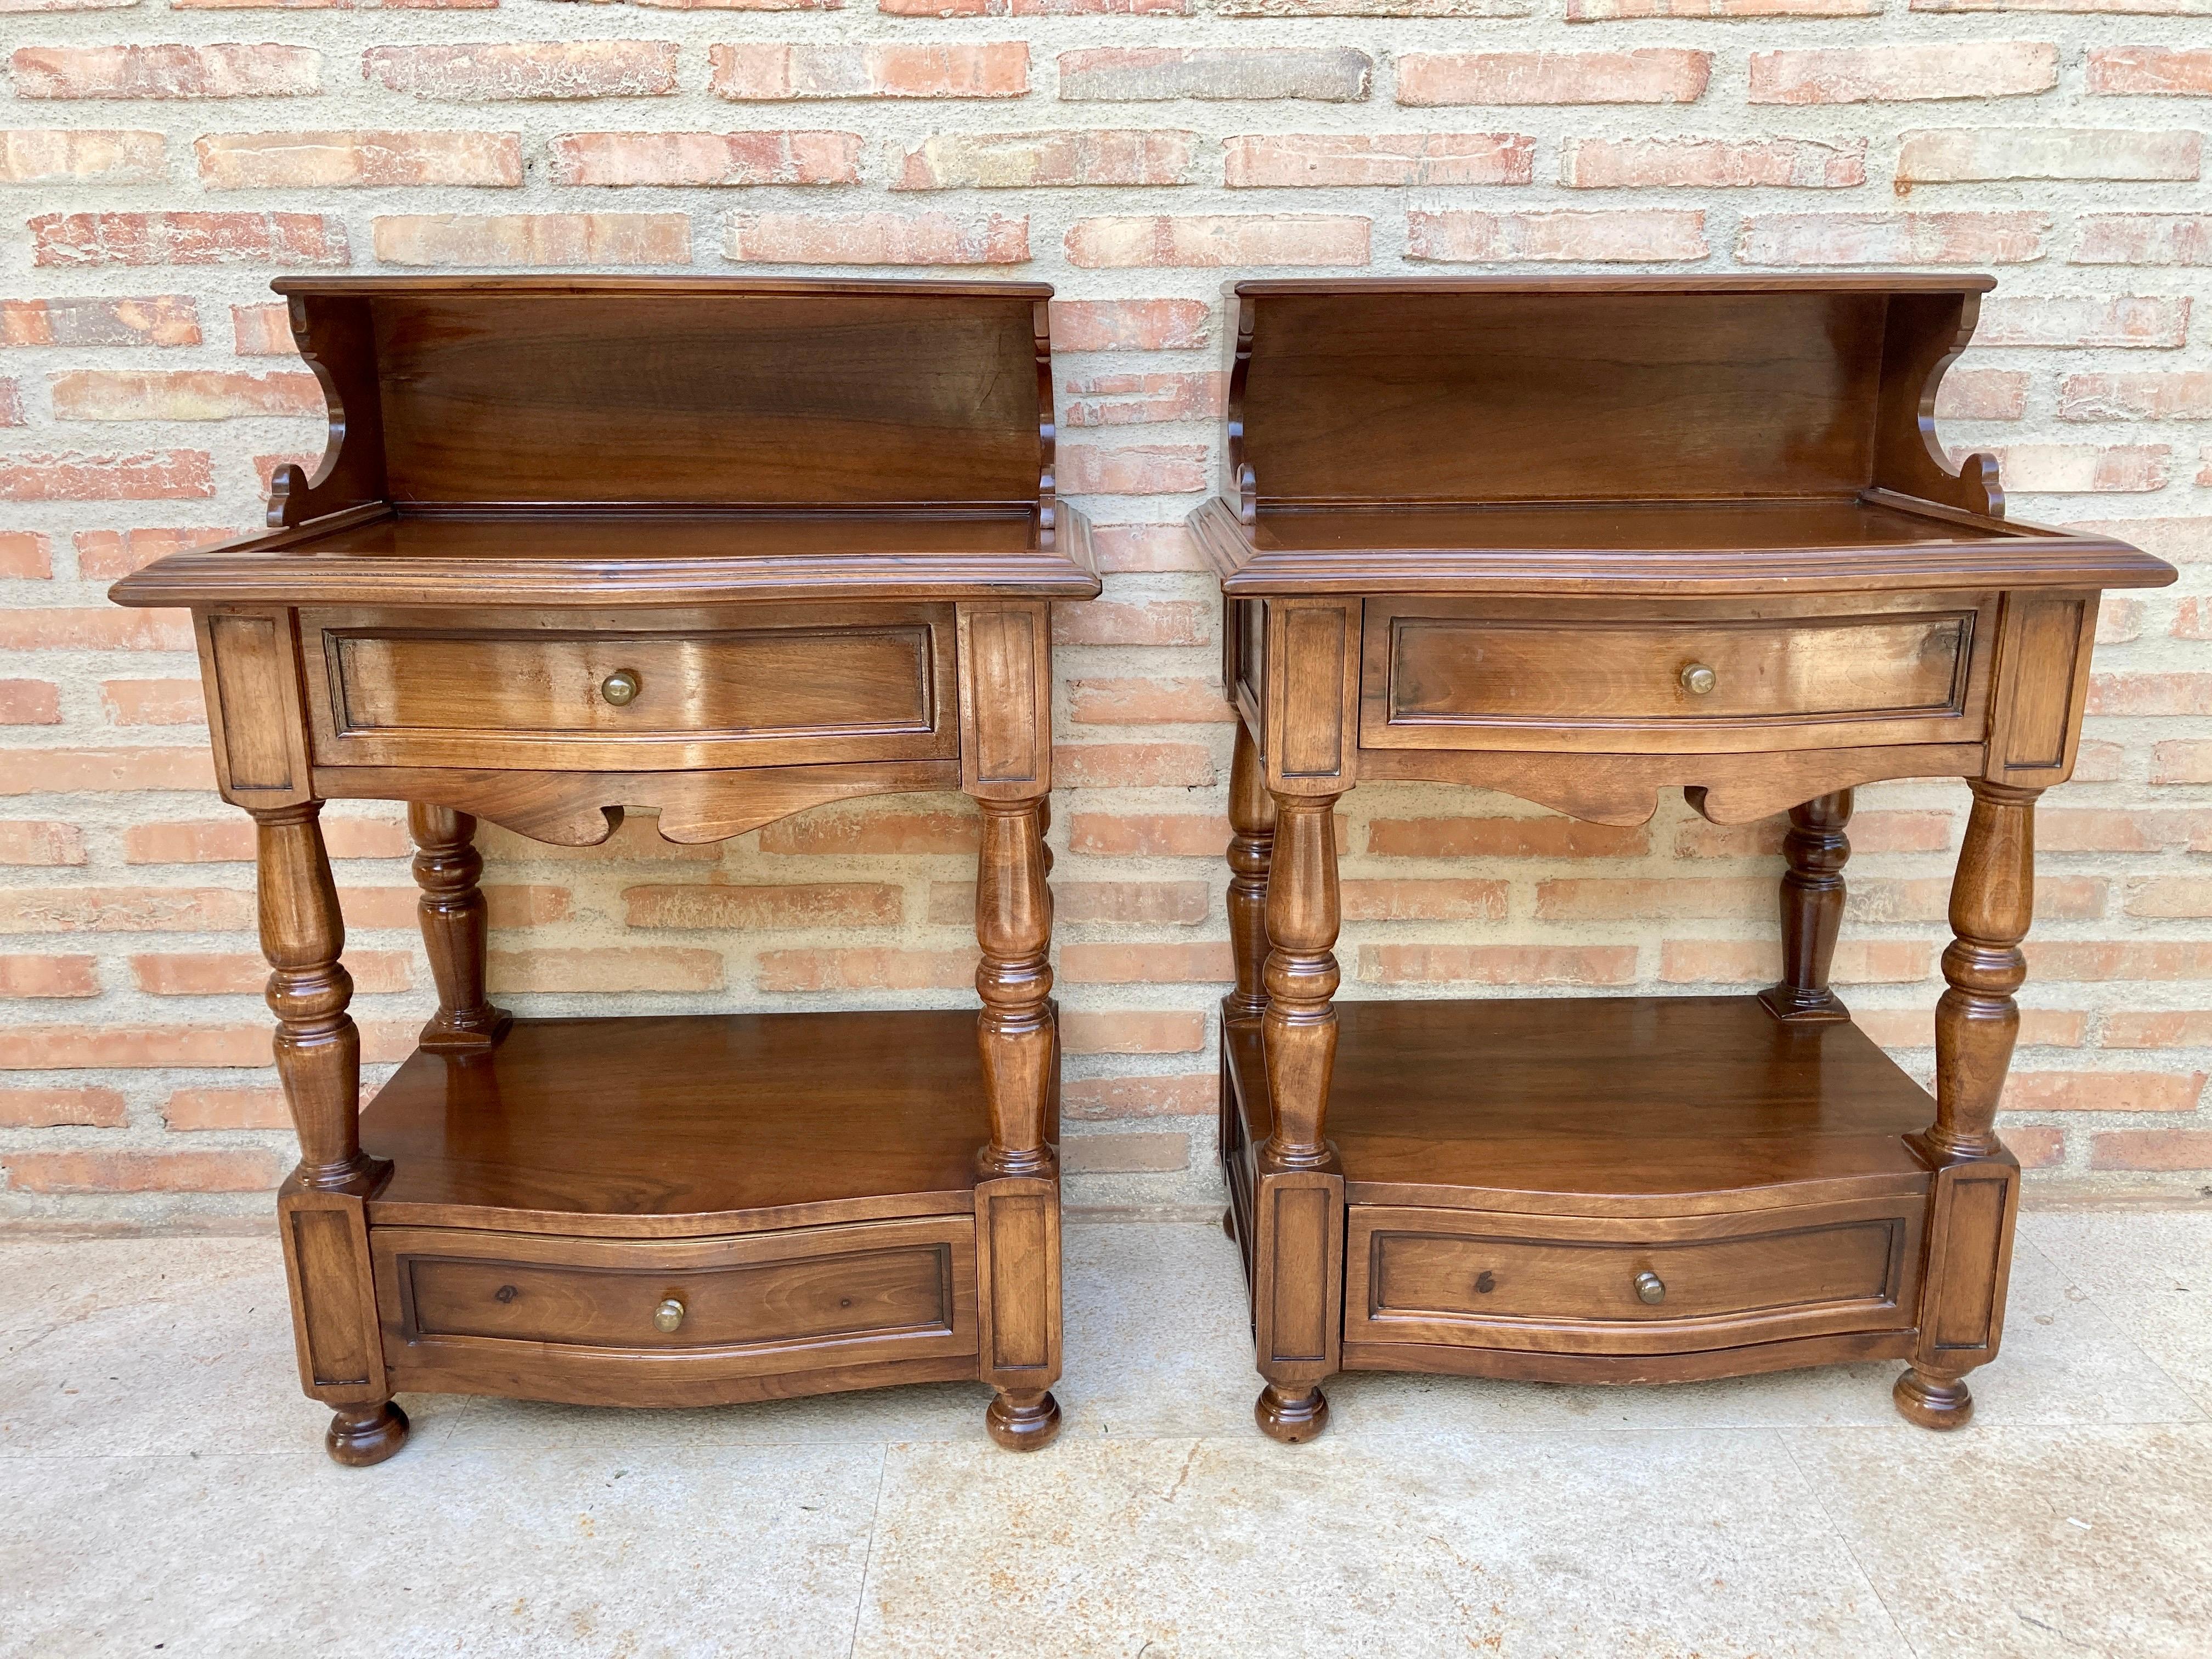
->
986, 1389, 1062, 1452
1256, 1383, 1328, 1444
1893, 1367, 1974, 1431
326, 1401, 409, 1466
1221, 1206, 1237, 1240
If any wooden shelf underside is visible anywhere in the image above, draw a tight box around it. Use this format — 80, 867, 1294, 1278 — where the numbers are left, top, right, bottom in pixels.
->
363, 1010, 989, 1238
1226, 995, 1939, 1215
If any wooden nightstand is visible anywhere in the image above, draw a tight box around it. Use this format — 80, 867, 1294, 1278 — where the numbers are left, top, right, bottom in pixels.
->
1190, 276, 2175, 1442
110, 277, 1098, 1463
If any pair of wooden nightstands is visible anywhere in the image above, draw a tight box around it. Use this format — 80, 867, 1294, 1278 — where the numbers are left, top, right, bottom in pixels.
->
112, 275, 2169, 1464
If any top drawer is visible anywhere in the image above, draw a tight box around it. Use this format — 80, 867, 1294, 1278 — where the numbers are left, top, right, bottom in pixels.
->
1361, 594, 1997, 755
302, 602, 958, 772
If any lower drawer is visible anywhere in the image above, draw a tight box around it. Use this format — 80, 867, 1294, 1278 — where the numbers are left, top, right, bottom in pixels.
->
372, 1217, 979, 1403
1345, 1199, 1922, 1357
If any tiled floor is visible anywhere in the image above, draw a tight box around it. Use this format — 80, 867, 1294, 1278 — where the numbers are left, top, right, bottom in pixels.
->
3, 1211, 2207, 1658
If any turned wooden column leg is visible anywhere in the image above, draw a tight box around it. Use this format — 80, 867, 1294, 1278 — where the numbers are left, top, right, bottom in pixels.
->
408, 803, 511, 1053
1897, 781, 2040, 1431
1221, 718, 1277, 1243
973, 795, 1062, 1451
1252, 791, 1345, 1443
255, 803, 406, 1467
1759, 789, 1853, 1023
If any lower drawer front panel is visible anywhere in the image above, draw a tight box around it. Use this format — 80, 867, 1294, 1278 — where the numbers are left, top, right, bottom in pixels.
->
1346, 1201, 1921, 1357
374, 1218, 978, 1392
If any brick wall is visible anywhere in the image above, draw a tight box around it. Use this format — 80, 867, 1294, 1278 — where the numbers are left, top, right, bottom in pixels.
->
2, 0, 2208, 1226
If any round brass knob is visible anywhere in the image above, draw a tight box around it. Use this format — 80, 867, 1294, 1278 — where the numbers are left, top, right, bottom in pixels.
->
600, 669, 641, 707
1679, 663, 1717, 697
653, 1296, 685, 1333
1635, 1271, 1666, 1305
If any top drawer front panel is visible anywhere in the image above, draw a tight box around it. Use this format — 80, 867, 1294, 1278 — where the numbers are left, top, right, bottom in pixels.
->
303, 602, 958, 772
1361, 595, 1995, 755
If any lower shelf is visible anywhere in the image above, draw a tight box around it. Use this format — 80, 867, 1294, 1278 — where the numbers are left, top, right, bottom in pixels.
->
1222, 995, 1944, 1383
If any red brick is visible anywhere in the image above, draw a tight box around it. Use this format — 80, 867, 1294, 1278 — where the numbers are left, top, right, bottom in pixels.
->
1, 450, 213, 501
1899, 128, 2201, 184
550, 130, 862, 187
162, 1087, 288, 1132
1227, 132, 1533, 187
1063, 1074, 1215, 1120
1049, 299, 1209, 351
99, 679, 203, 726
1848, 874, 2104, 924
30, 211, 346, 268
0, 608, 194, 649
1411, 209, 1707, 263
0, 532, 53, 577
711, 43, 1028, 100
1660, 939, 1932, 985
998, 879, 1207, 924
2059, 372, 2212, 421
1061, 1132, 1187, 1174
1069, 812, 1229, 857
759, 807, 979, 855
0, 884, 250, 933
885, 0, 1188, 10
2123, 877, 2212, 919
1059, 47, 1369, 101
3, 296, 199, 350
50, 369, 322, 420
1562, 136, 1864, 189
0, 953, 98, 997
2087, 47, 2212, 97
2039, 806, 2212, 851
1751, 43, 2056, 104
1060, 371, 1224, 428
1537, 877, 1767, 921
0, 379, 19, 427
1057, 443, 1209, 494
1368, 816, 1648, 858
1064, 215, 1368, 269
487, 946, 724, 994
1218, 0, 1530, 10
73, 526, 230, 578
196, 129, 522, 189
1341, 878, 1508, 921
1979, 296, 2192, 349
341, 884, 568, 929
1989, 444, 2171, 492
1675, 809, 1965, 860
1364, 944, 1638, 986
1088, 524, 1206, 572
0, 1086, 126, 1129
2003, 1126, 2066, 1170
757, 947, 976, 992
2102, 1011, 2212, 1049
376, 213, 691, 267
1740, 212, 2049, 266
2098, 597, 2147, 645
2030, 942, 2212, 981
895, 131, 1194, 190
1937, 368, 2030, 420
0, 681, 59, 726
1068, 677, 1234, 724
725, 211, 1026, 265
2074, 216, 2212, 267
1057, 742, 1216, 788
1854, 1008, 2086, 1051
0, 749, 216, 794
0, 128, 166, 183
1058, 1009, 1205, 1054
364, 42, 680, 101
1059, 942, 1233, 984
2151, 741, 2212, 785
2090, 1130, 2212, 1173
1570, 0, 1876, 12
0, 1025, 269, 1070
230, 303, 292, 356
2089, 675, 2212, 716
131, 949, 409, 995
1397, 50, 1709, 106
2005, 1070, 2204, 1114
624, 882, 902, 929
1053, 599, 1210, 647
11, 44, 321, 99
3, 1149, 286, 1194
0, 822, 85, 866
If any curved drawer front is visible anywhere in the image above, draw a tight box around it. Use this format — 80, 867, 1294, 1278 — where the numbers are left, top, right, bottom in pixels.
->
1345, 1200, 1922, 1357
372, 1217, 978, 1397
303, 602, 957, 771
1361, 594, 1996, 755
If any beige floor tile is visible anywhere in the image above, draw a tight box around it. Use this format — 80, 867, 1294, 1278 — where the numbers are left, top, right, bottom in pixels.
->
1059, 1220, 1258, 1441
2023, 1211, 2212, 1414
1787, 1421, 2212, 1659
854, 1431, 1912, 1659
0, 1443, 882, 1659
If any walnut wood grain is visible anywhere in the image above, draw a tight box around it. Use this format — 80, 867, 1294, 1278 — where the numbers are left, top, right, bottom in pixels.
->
1760, 791, 1854, 1023
407, 804, 510, 1053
